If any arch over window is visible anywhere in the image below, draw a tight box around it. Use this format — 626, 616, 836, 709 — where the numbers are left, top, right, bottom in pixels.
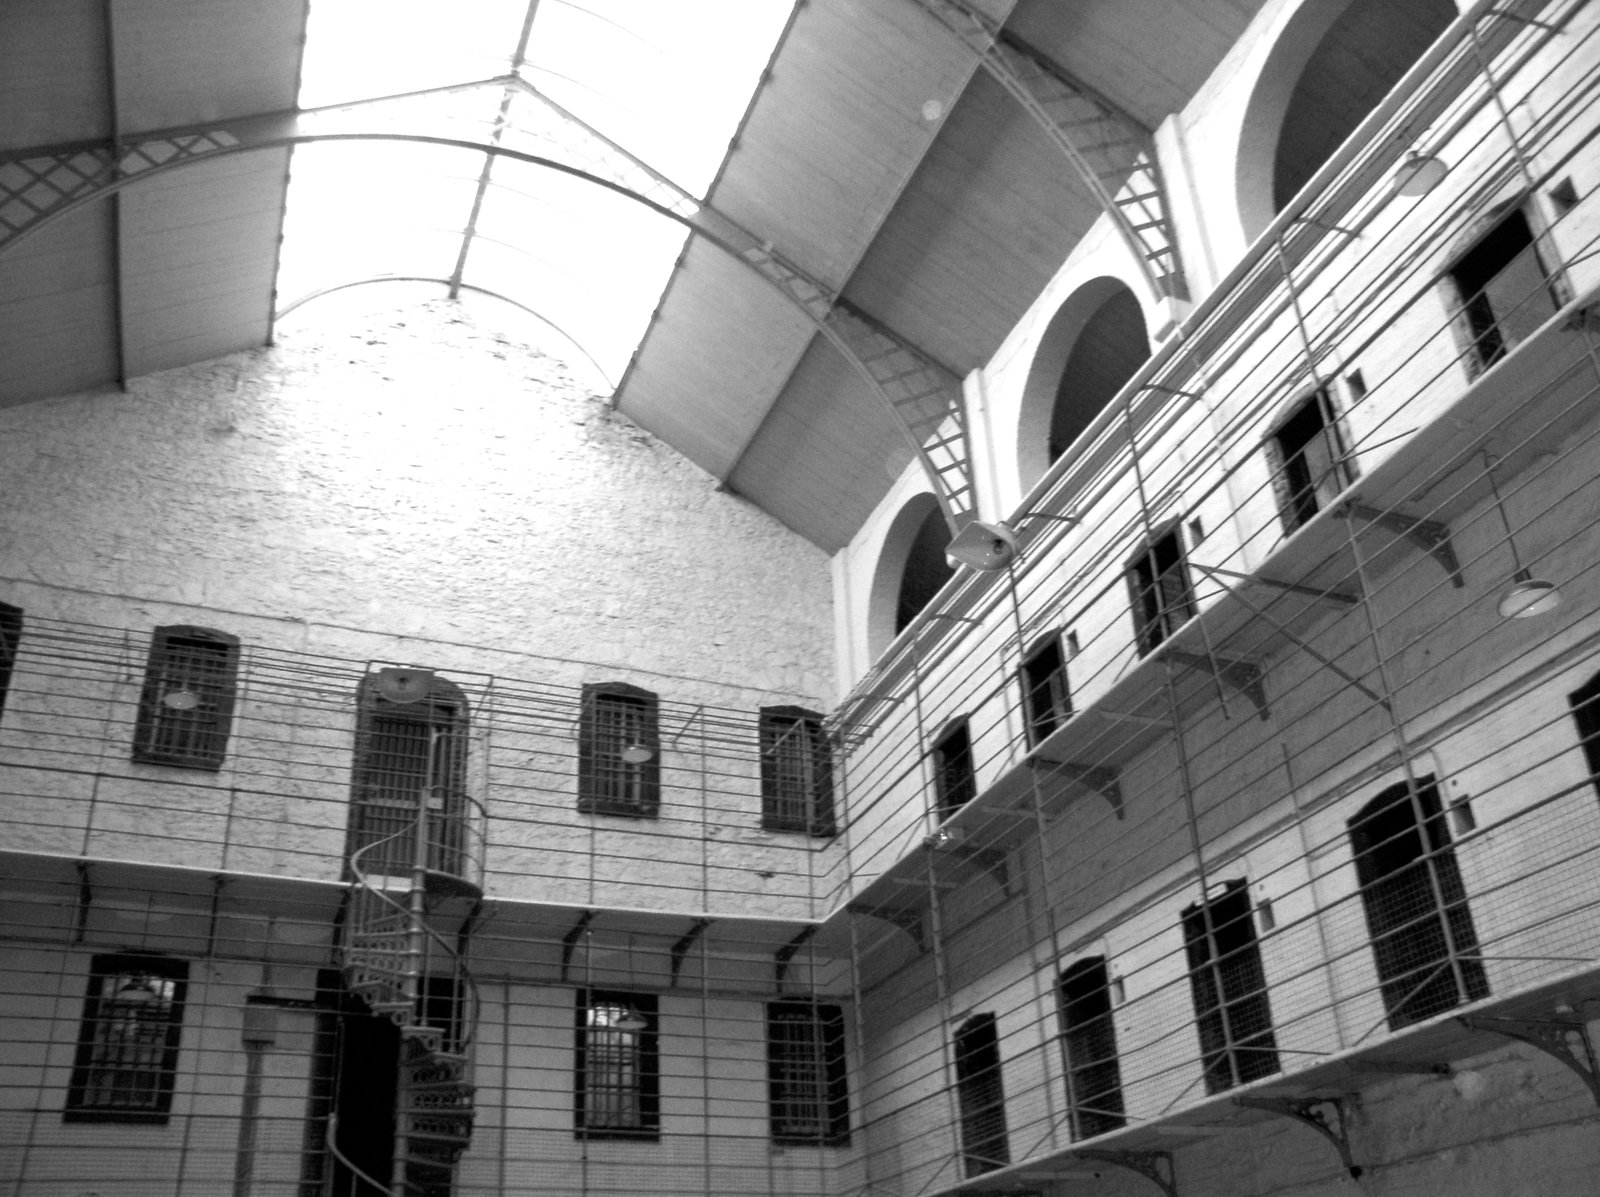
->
867, 492, 954, 660
1018, 279, 1150, 493
348, 670, 471, 878
1236, 0, 1455, 239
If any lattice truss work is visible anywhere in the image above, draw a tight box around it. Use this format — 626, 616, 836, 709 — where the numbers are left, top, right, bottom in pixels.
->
907, 0, 1187, 300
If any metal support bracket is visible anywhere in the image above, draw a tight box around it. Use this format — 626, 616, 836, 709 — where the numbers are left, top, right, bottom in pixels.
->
73, 860, 92, 945
946, 845, 1014, 895
1344, 502, 1464, 587
846, 902, 927, 953
1235, 1095, 1363, 1179
775, 926, 817, 992
1461, 1013, 1600, 1108
1169, 650, 1270, 720
205, 874, 225, 957
1035, 760, 1124, 819
1073, 1149, 1179, 1197
559, 910, 594, 982
671, 917, 711, 985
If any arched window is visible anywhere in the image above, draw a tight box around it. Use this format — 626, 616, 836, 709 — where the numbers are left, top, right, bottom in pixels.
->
867, 493, 953, 659
1018, 279, 1150, 492
1057, 957, 1125, 1139
348, 670, 470, 878
897, 505, 955, 634
1237, 0, 1455, 237
1347, 775, 1488, 1029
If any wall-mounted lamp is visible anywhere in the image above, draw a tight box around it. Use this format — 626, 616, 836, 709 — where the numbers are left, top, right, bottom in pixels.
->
620, 743, 655, 764
944, 511, 1078, 572
923, 826, 965, 850
1483, 452, 1561, 619
945, 520, 1019, 571
1392, 150, 1449, 197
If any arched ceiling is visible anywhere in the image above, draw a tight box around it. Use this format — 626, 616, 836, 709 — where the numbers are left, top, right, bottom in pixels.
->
0, 0, 1269, 552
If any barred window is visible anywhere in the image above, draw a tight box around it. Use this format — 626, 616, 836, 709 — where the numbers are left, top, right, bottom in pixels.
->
349, 671, 470, 879
1126, 526, 1195, 656
954, 1012, 1009, 1176
767, 1001, 849, 1146
1348, 776, 1488, 1030
932, 718, 976, 819
578, 683, 661, 818
1020, 634, 1071, 748
1181, 880, 1279, 1093
0, 601, 20, 721
759, 706, 835, 836
1058, 957, 1125, 1139
65, 954, 188, 1123
1266, 386, 1355, 533
574, 989, 658, 1139
131, 626, 239, 769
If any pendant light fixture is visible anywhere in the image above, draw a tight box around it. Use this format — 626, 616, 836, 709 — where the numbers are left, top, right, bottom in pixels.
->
1483, 451, 1562, 619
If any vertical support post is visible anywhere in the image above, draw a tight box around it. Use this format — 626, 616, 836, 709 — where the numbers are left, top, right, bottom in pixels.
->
923, 849, 966, 1185
1468, 19, 1538, 190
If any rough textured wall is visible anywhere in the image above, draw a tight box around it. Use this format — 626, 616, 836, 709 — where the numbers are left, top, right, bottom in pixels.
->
0, 297, 834, 700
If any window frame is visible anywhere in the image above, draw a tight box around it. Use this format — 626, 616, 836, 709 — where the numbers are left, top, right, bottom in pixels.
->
759, 705, 836, 837
1126, 524, 1196, 656
1446, 201, 1567, 378
1265, 385, 1357, 533
574, 988, 660, 1141
130, 625, 239, 770
0, 600, 20, 722
1347, 775, 1489, 1030
1019, 633, 1072, 748
953, 1012, 1009, 1176
1180, 880, 1280, 1094
65, 953, 188, 1124
931, 717, 977, 820
577, 682, 662, 818
1057, 956, 1126, 1140
1569, 670, 1600, 800
767, 1000, 850, 1147
348, 671, 471, 879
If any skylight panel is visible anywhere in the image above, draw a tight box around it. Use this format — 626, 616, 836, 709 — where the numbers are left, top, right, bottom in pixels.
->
280, 0, 795, 387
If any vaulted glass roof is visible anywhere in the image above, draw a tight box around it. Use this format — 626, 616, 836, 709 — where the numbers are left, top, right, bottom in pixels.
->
277, 0, 795, 384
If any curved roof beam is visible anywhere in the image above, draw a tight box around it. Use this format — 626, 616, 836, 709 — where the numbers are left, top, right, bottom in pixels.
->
906, 0, 1189, 301
0, 93, 977, 535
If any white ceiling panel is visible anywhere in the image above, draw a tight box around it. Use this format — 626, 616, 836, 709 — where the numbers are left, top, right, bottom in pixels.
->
118, 149, 289, 377
112, 0, 306, 132
616, 237, 816, 478
0, 0, 108, 149
0, 204, 119, 405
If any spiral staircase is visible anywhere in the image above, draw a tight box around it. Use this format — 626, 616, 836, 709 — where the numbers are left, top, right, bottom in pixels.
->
338, 800, 484, 1196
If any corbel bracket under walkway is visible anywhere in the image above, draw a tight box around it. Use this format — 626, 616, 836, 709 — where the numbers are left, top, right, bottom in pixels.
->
1073, 1149, 1179, 1197
1343, 502, 1464, 588
1234, 1094, 1363, 1179
1461, 1011, 1600, 1108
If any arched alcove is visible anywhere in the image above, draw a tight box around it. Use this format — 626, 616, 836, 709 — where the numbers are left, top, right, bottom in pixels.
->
1237, 0, 1456, 241
867, 493, 954, 659
1017, 278, 1151, 492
